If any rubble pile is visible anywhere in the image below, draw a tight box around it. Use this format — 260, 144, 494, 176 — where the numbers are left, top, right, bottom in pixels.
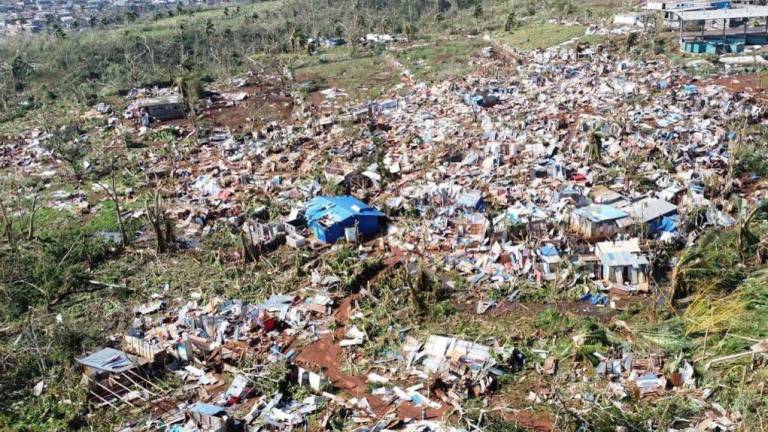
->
5, 35, 768, 431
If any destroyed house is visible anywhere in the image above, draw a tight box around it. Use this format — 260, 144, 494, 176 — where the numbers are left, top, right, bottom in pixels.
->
76, 347, 156, 408
305, 196, 384, 243
187, 403, 234, 432
457, 190, 486, 211
135, 94, 186, 121
77, 347, 137, 376
570, 204, 632, 240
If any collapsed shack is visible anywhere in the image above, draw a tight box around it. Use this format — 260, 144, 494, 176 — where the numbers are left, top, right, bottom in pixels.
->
186, 403, 236, 432
76, 348, 163, 409
409, 335, 510, 400
133, 95, 187, 122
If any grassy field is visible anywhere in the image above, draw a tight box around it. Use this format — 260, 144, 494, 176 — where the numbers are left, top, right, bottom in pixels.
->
393, 37, 487, 82
93, 0, 285, 38
293, 53, 402, 100
494, 22, 588, 50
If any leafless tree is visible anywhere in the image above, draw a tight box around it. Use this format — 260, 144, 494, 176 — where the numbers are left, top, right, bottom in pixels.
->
95, 166, 128, 249
145, 190, 175, 253
0, 199, 13, 245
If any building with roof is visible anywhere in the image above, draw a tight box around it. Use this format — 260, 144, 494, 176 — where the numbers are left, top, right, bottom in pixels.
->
570, 204, 632, 240
669, 4, 768, 52
305, 195, 384, 243
625, 197, 679, 235
537, 244, 562, 281
645, 1, 734, 28
595, 239, 650, 292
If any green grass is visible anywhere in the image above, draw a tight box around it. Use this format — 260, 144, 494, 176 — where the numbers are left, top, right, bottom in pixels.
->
393, 37, 486, 82
76, 0, 285, 40
426, 0, 627, 36
293, 54, 401, 100
494, 22, 587, 50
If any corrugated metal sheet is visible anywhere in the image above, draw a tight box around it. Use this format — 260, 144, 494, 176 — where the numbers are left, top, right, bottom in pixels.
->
572, 204, 628, 223
76, 347, 135, 373
626, 198, 678, 223
305, 195, 384, 225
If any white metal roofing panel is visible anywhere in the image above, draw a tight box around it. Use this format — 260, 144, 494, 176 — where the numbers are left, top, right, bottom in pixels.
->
674, 6, 768, 21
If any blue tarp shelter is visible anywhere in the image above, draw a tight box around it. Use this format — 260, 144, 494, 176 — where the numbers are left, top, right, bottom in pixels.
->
649, 214, 679, 234
305, 196, 384, 243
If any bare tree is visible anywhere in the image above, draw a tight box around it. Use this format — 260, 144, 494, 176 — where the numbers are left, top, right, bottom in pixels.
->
0, 199, 13, 245
145, 190, 174, 253
95, 167, 128, 249
27, 195, 38, 241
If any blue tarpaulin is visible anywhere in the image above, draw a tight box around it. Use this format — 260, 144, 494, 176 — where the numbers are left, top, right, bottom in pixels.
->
539, 245, 559, 257
580, 293, 609, 305
649, 214, 678, 234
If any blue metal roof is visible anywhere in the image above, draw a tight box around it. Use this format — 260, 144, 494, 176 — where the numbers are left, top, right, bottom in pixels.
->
189, 403, 226, 416
573, 204, 628, 223
539, 245, 559, 257
305, 196, 384, 225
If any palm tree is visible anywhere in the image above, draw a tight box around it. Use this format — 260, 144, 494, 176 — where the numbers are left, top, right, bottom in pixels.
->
738, 201, 768, 263
473, 4, 484, 20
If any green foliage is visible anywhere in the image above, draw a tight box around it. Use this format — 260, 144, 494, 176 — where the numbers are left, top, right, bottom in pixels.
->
393, 38, 485, 82
252, 360, 290, 396
495, 22, 587, 51
534, 308, 572, 332
473, 4, 484, 20
578, 397, 701, 431
734, 143, 768, 178
0, 230, 114, 318
480, 415, 529, 432
503, 12, 517, 32
671, 229, 749, 299
625, 32, 639, 53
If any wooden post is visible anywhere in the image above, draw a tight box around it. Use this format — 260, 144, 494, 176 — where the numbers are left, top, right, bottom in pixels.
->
111, 378, 148, 401
125, 369, 167, 393
744, 16, 749, 41
89, 390, 119, 409
723, 18, 727, 39
94, 380, 137, 407
120, 371, 159, 397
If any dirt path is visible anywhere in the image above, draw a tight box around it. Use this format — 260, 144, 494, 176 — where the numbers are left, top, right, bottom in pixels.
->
295, 295, 446, 420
